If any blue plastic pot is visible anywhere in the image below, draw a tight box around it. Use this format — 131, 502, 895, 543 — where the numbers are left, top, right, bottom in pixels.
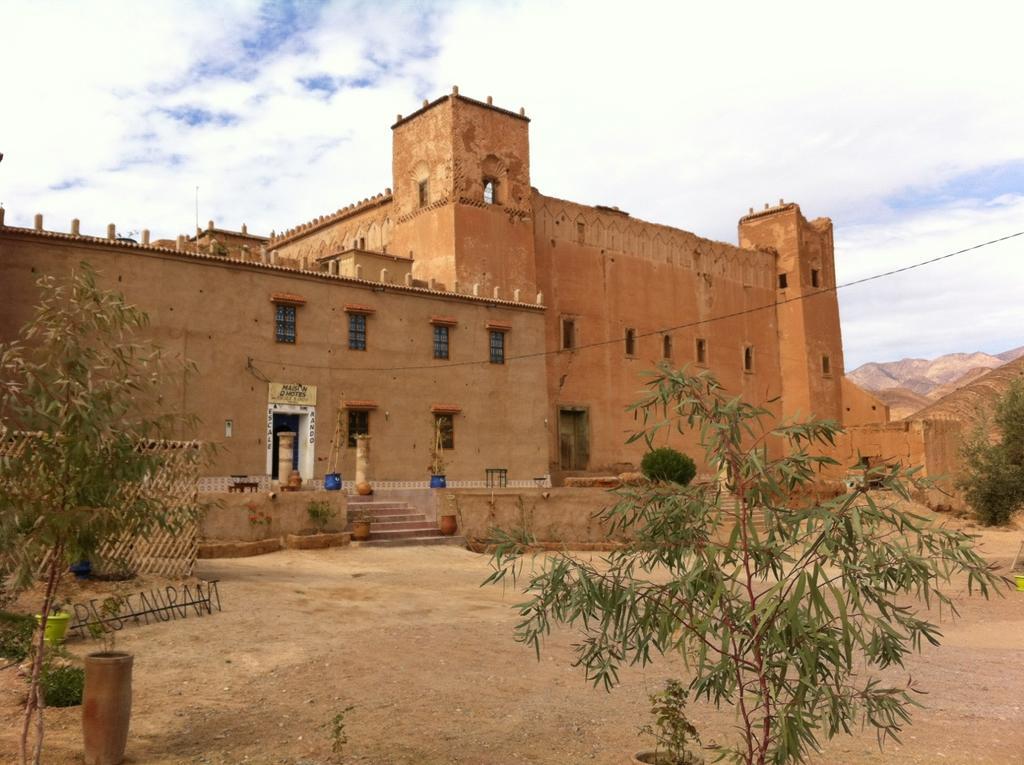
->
324, 473, 342, 491
429, 475, 447, 489
70, 560, 92, 580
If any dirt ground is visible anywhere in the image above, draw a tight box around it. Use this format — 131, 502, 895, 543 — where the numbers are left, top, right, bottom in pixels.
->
2, 511, 1023, 765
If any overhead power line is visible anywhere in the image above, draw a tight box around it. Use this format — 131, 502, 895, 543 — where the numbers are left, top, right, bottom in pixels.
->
251, 228, 1024, 375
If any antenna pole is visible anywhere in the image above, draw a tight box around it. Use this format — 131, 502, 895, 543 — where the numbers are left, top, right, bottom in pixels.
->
195, 185, 199, 254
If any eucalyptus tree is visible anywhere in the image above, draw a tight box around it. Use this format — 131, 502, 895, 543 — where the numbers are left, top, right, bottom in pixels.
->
487, 365, 1003, 765
0, 263, 207, 765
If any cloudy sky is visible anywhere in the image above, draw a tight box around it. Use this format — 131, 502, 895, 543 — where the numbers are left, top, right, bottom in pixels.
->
2, 0, 1022, 369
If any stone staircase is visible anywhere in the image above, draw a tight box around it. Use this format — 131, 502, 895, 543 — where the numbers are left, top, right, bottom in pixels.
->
347, 496, 464, 548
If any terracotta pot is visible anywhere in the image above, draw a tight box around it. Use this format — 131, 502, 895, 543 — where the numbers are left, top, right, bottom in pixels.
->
286, 469, 303, 491
352, 520, 372, 541
438, 514, 458, 536
83, 652, 133, 765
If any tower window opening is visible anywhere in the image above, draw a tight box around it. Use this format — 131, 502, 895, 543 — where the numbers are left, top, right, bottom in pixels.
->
483, 178, 496, 205
778, 273, 788, 289
418, 179, 429, 208
561, 317, 575, 350
624, 328, 636, 356
359, 237, 366, 250
811, 268, 820, 288
576, 221, 586, 245
822, 354, 832, 375
743, 345, 754, 373
663, 335, 672, 360
696, 338, 707, 364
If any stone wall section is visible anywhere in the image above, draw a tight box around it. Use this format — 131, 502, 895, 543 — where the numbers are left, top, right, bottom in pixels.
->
534, 194, 774, 289
0, 226, 549, 483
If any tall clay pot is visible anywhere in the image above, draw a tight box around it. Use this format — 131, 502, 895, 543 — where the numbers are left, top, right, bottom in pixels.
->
438, 514, 458, 536
83, 652, 133, 765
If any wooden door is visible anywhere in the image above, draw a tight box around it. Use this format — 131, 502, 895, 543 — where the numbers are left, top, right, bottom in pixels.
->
558, 409, 589, 471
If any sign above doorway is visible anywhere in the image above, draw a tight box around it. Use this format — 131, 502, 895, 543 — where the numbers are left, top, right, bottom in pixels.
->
268, 382, 317, 406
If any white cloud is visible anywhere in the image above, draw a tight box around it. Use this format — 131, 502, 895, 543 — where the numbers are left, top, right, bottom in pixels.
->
836, 193, 1024, 367
2, 0, 1022, 366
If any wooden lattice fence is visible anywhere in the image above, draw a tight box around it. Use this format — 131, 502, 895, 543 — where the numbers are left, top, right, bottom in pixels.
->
0, 432, 203, 578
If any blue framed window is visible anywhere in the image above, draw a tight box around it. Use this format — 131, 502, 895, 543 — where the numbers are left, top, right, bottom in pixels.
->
433, 326, 449, 359
275, 304, 296, 344
489, 330, 505, 364
349, 314, 367, 350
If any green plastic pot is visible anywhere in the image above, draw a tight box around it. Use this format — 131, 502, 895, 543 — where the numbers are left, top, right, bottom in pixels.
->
35, 611, 71, 646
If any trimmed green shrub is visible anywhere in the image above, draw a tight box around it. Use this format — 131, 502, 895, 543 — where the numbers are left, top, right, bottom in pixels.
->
0, 611, 35, 662
41, 664, 84, 707
640, 447, 697, 486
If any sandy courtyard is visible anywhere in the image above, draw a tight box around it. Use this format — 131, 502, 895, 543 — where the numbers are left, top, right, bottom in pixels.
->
2, 520, 1023, 765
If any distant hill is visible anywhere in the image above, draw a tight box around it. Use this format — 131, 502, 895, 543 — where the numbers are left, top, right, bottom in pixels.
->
925, 366, 995, 401
997, 345, 1024, 362
914, 355, 1024, 424
847, 344, 1023, 420
848, 351, 1010, 394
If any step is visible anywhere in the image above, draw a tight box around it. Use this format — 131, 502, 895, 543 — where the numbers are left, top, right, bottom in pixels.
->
367, 527, 446, 541
369, 520, 436, 532
359, 512, 424, 523
357, 507, 417, 517
355, 535, 466, 549
347, 499, 411, 509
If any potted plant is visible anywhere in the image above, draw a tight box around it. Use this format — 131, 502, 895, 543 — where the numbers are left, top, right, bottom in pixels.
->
350, 509, 373, 542
428, 417, 447, 489
35, 598, 72, 647
69, 560, 92, 580
84, 596, 133, 765
634, 679, 703, 764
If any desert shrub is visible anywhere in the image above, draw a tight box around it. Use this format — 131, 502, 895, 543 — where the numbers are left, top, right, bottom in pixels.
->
40, 663, 84, 707
0, 612, 35, 662
640, 447, 696, 486
958, 378, 1024, 526
639, 679, 701, 764
307, 500, 337, 531
325, 704, 355, 762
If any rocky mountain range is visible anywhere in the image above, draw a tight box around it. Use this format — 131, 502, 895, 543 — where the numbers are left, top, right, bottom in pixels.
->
848, 345, 1024, 420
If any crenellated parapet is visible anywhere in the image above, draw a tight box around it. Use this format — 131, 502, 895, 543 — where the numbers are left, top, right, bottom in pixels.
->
269, 191, 393, 248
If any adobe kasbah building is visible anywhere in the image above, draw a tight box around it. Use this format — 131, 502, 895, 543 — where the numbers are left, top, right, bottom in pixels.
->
0, 88, 888, 488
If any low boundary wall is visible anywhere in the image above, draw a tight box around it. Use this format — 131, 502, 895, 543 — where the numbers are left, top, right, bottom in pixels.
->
200, 491, 348, 541
445, 488, 625, 546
